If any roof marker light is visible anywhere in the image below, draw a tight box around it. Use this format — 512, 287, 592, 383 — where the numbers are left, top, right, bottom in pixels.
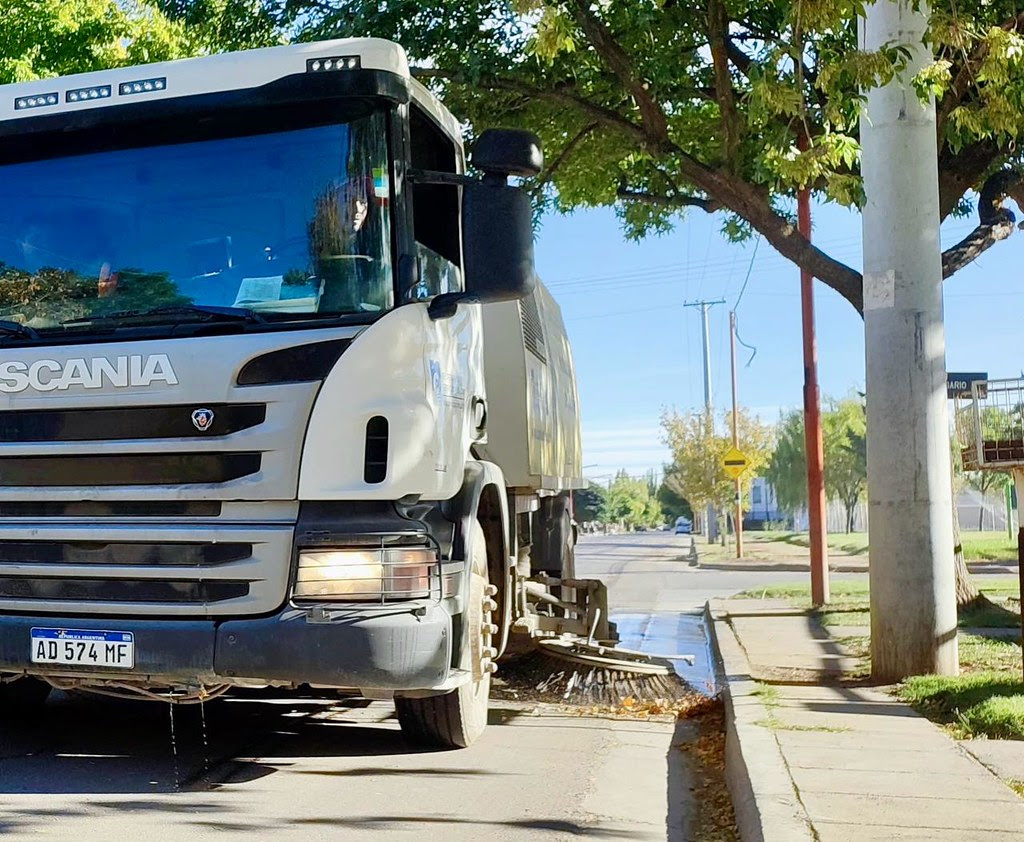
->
15, 93, 59, 111
66, 85, 111, 103
306, 56, 361, 72
119, 77, 167, 96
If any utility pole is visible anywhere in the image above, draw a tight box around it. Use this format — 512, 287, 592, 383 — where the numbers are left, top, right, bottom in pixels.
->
685, 299, 725, 543
797, 151, 830, 607
729, 311, 743, 559
861, 0, 958, 680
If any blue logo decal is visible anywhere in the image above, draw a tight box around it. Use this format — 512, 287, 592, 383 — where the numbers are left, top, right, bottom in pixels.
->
428, 360, 443, 403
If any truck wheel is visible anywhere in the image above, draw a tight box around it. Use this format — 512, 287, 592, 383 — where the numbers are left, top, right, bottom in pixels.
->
396, 521, 493, 749
0, 677, 51, 717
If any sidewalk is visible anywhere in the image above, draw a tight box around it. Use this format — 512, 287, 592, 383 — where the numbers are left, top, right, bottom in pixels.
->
709, 598, 1024, 841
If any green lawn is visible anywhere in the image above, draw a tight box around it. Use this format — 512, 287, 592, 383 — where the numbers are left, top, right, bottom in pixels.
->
758, 530, 1017, 561
897, 671, 1024, 740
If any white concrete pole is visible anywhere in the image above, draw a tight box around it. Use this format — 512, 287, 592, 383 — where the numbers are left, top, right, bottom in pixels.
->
860, 0, 958, 680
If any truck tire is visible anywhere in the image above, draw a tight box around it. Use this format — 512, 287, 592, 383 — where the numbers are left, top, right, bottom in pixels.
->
0, 677, 51, 717
395, 521, 492, 749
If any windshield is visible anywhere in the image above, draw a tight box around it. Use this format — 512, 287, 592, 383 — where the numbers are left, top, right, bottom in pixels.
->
0, 110, 393, 332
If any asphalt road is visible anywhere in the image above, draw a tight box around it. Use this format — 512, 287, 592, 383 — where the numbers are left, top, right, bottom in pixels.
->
0, 532, 776, 841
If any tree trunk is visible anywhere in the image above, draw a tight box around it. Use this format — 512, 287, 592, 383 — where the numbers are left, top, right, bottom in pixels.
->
953, 498, 983, 610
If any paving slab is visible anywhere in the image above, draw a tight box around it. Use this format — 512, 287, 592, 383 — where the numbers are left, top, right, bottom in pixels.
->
709, 598, 1024, 841
797, 791, 1024, 833
790, 766, 1021, 800
814, 822, 1024, 841
961, 739, 1024, 782
782, 743, 989, 775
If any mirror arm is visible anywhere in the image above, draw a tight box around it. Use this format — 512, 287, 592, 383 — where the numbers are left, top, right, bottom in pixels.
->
428, 291, 480, 321
407, 169, 480, 188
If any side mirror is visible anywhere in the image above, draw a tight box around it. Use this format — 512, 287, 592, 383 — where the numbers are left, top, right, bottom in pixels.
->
459, 180, 536, 305
471, 129, 543, 180
428, 132, 543, 319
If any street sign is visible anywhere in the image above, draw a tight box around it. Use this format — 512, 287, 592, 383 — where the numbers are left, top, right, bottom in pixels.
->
722, 447, 749, 480
947, 372, 988, 399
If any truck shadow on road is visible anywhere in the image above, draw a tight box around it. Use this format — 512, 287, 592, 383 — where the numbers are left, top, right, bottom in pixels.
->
0, 689, 450, 796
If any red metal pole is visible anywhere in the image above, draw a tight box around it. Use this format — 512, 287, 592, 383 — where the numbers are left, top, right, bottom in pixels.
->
798, 181, 830, 606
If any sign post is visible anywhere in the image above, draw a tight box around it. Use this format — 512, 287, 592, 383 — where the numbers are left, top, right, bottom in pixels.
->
722, 445, 748, 557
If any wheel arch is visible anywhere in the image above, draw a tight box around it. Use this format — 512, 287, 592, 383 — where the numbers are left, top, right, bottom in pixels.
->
442, 461, 513, 657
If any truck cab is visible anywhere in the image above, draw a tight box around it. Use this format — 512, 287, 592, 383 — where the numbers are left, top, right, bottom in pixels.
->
0, 39, 582, 748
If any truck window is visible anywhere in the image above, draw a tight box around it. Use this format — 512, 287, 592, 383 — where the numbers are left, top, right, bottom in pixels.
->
407, 105, 462, 300
0, 106, 395, 332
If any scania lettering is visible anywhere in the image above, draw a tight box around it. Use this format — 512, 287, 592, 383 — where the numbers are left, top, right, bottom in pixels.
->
0, 39, 599, 748
0, 354, 178, 392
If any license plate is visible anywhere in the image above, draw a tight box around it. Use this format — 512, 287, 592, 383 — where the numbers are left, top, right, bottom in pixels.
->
30, 628, 135, 669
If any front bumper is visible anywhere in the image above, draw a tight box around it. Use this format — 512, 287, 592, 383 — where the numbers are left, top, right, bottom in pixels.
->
0, 602, 453, 691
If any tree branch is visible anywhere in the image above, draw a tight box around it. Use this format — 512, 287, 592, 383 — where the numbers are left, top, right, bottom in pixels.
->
941, 167, 1024, 278
708, 0, 741, 167
941, 221, 1017, 278
567, 0, 669, 145
724, 36, 754, 78
412, 68, 648, 143
536, 122, 599, 188
616, 188, 720, 212
937, 13, 1024, 139
713, 177, 864, 310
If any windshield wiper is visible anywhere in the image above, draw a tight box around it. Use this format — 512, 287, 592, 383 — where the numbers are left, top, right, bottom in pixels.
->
62, 304, 265, 327
0, 321, 39, 341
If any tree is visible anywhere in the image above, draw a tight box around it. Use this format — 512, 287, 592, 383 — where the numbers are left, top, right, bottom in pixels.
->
604, 470, 661, 530
661, 408, 773, 534
764, 410, 808, 515
0, 1, 194, 84
823, 398, 867, 533
153, 0, 282, 51
656, 481, 692, 524
281, 0, 1024, 312
573, 482, 606, 525
765, 400, 867, 531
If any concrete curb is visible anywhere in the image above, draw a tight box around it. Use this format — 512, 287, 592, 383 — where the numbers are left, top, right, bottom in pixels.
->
704, 600, 815, 842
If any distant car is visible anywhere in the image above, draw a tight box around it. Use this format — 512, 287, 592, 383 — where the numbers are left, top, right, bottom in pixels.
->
674, 518, 692, 534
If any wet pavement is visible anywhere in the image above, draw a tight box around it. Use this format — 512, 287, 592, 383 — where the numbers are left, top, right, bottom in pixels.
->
612, 612, 717, 695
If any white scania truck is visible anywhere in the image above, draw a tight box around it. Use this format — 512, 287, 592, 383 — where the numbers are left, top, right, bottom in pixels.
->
0, 39, 595, 747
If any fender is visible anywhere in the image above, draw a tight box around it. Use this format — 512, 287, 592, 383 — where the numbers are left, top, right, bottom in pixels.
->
441, 460, 513, 656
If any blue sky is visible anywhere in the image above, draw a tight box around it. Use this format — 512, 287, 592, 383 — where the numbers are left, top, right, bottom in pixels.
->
533, 201, 1020, 485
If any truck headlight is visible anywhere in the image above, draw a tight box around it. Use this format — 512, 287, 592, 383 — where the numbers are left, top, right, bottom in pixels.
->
293, 548, 437, 602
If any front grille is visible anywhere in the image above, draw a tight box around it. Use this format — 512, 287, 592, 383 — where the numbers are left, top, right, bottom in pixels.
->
0, 525, 292, 616
0, 541, 251, 566
0, 501, 222, 518
0, 403, 265, 441
0, 577, 248, 603
0, 453, 261, 486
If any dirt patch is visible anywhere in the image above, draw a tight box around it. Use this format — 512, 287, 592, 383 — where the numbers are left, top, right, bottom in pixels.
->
678, 703, 740, 841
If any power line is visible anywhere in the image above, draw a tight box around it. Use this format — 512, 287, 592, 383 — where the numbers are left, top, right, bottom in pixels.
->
733, 234, 762, 311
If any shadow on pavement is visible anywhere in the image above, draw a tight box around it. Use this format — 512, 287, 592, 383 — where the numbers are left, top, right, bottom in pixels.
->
0, 689, 437, 796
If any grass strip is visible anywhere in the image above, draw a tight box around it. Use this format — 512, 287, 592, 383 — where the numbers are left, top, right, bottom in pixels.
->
897, 671, 1024, 740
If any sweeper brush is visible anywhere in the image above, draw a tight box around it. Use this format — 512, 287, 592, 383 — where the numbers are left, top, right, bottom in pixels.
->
507, 574, 697, 704
529, 638, 695, 705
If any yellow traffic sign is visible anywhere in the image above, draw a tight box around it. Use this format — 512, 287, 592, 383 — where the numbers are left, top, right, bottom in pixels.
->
722, 447, 749, 480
